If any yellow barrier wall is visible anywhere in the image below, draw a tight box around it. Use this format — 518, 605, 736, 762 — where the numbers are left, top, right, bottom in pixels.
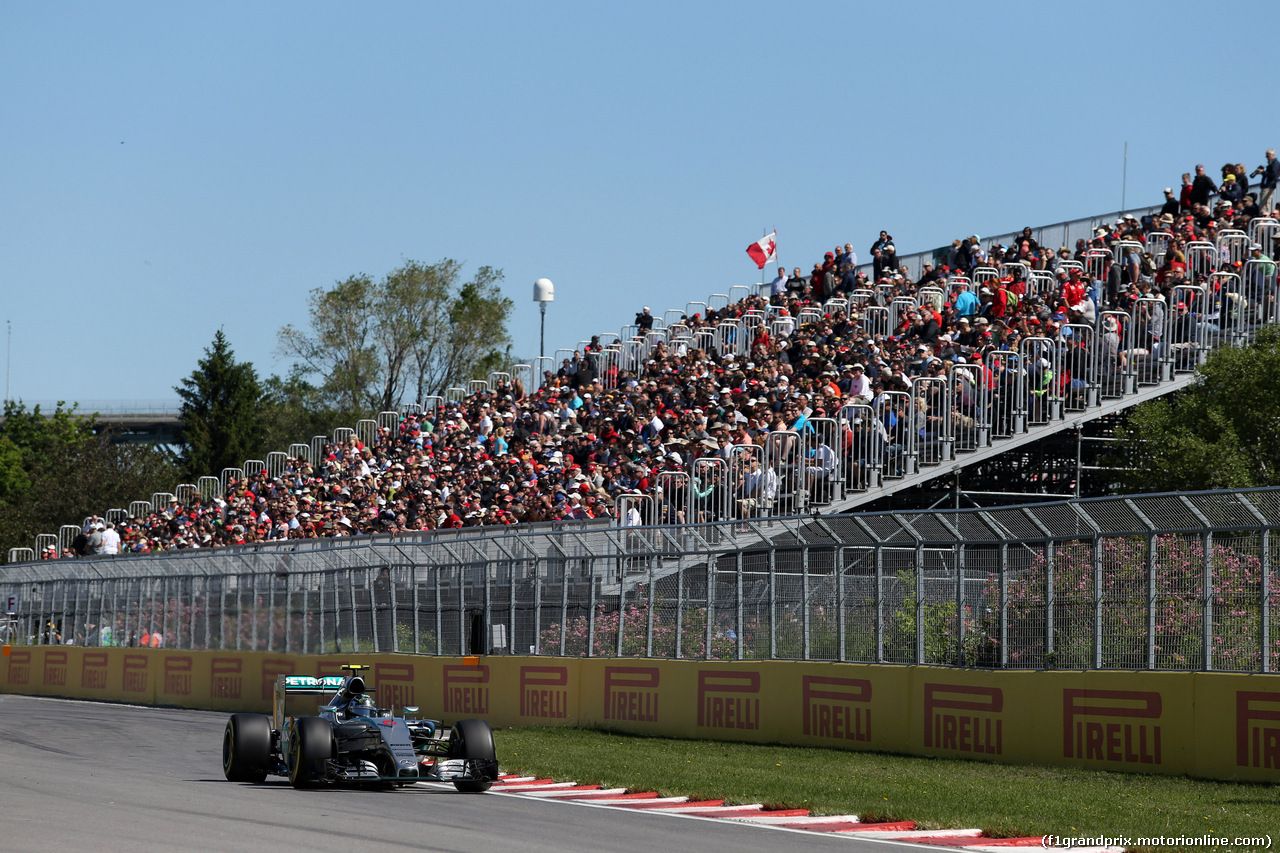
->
3, 645, 1278, 782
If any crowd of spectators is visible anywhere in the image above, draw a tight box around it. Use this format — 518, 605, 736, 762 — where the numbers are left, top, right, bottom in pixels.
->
43, 152, 1280, 558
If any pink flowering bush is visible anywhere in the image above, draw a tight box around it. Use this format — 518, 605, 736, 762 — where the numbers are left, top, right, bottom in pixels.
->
541, 592, 737, 659
988, 535, 1274, 671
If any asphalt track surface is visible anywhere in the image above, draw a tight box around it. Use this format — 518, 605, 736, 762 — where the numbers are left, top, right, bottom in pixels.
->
0, 695, 918, 853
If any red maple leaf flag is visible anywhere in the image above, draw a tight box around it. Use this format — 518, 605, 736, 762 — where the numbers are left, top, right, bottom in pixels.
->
746, 231, 777, 269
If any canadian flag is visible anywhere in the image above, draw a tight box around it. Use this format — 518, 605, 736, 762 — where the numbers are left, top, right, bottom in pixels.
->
746, 231, 777, 269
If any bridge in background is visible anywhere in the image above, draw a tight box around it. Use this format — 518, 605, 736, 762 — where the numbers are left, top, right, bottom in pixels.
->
0, 400, 182, 445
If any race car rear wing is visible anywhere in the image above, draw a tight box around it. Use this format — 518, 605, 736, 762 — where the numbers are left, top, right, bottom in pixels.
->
273, 673, 373, 729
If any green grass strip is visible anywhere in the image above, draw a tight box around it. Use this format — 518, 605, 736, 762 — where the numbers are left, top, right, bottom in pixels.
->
496, 727, 1277, 845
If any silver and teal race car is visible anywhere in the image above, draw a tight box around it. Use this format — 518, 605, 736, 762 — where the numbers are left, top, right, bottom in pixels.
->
222, 664, 499, 791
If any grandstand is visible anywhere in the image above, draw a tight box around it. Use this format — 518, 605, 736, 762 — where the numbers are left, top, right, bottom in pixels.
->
7, 171, 1279, 566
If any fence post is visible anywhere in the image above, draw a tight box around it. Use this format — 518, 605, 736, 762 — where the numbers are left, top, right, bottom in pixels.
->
1147, 535, 1157, 670
1262, 529, 1272, 673
875, 544, 884, 664
1045, 541, 1055, 666
508, 562, 516, 657
587, 559, 597, 658
616, 555, 626, 657
352, 572, 361, 654
801, 545, 811, 661
647, 557, 656, 658
411, 566, 420, 655
1203, 531, 1214, 671
484, 561, 492, 656
456, 568, 465, 656
768, 546, 777, 660
675, 554, 685, 659
435, 568, 443, 656
956, 543, 966, 666
559, 562, 568, 656
999, 541, 1009, 669
915, 538, 925, 665
706, 555, 715, 661
836, 546, 846, 663
736, 551, 745, 661
267, 571, 277, 652
1093, 538, 1104, 670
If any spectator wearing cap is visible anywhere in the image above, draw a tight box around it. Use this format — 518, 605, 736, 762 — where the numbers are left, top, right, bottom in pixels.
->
843, 364, 872, 402
1220, 172, 1244, 205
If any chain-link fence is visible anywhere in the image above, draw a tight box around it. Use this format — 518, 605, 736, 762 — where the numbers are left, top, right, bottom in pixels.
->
3, 487, 1279, 672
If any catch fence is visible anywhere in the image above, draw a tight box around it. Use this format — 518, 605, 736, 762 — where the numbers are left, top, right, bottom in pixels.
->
3, 487, 1279, 673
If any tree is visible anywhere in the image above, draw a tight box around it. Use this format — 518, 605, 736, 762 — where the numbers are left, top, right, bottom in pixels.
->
1110, 326, 1280, 492
277, 259, 513, 412
175, 330, 266, 480
0, 401, 178, 558
256, 372, 364, 457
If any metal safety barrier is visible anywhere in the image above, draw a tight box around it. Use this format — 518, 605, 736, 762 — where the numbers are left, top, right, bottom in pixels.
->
5, 487, 1280, 673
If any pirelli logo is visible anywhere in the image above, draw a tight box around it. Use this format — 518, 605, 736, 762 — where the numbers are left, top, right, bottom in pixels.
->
211, 657, 243, 700
924, 683, 1003, 755
1063, 689, 1161, 765
81, 652, 108, 689
520, 666, 568, 720
163, 656, 193, 696
443, 664, 489, 715
1236, 691, 1280, 769
374, 662, 415, 709
696, 671, 760, 730
802, 676, 871, 742
603, 666, 659, 722
122, 654, 149, 693
7, 648, 31, 685
43, 649, 68, 687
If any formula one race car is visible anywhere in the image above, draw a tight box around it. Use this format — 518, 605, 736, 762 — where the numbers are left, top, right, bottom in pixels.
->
221, 665, 499, 791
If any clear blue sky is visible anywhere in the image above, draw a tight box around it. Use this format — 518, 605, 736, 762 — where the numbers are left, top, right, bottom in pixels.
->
2, 1, 1270, 407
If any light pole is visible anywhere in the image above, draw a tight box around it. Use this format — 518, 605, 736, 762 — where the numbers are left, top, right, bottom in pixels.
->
533, 278, 554, 358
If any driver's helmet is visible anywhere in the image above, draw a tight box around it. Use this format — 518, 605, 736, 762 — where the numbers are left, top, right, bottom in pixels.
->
349, 693, 375, 715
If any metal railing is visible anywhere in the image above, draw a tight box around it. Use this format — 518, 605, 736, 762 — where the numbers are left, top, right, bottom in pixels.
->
4, 486, 1278, 673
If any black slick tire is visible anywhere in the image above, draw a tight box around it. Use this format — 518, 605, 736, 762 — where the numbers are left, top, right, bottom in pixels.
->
450, 718, 495, 793
223, 713, 271, 783
289, 716, 333, 789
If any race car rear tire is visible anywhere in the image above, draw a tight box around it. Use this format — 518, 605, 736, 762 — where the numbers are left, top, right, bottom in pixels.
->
223, 713, 272, 783
450, 718, 495, 793
289, 716, 334, 789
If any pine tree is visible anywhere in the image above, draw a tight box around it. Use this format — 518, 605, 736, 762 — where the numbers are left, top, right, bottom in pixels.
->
175, 330, 265, 480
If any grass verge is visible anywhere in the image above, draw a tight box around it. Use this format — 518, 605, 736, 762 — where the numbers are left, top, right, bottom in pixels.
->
495, 727, 1277, 846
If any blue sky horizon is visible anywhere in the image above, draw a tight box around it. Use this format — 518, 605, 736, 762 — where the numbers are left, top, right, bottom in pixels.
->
3, 1, 1271, 406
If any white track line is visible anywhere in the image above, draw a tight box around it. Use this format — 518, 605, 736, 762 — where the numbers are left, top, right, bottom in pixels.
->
518, 788, 630, 798
728, 814, 863, 825
645, 802, 763, 814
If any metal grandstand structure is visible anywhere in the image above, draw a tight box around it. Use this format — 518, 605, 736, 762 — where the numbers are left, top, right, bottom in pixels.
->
11, 214, 1280, 563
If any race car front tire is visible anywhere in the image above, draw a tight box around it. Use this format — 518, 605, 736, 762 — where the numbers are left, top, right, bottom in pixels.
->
223, 713, 272, 783
449, 718, 496, 793
289, 716, 334, 789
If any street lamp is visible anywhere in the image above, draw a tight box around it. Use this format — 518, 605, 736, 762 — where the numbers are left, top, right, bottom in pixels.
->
533, 278, 554, 358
